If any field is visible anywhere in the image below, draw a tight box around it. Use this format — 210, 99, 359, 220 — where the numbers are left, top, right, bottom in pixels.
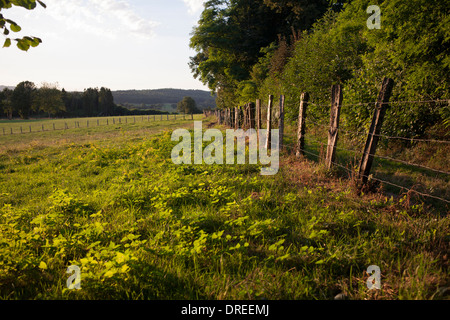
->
0, 115, 448, 300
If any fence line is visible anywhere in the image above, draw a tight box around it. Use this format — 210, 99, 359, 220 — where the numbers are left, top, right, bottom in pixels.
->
208, 79, 449, 205
0, 113, 194, 136
307, 99, 449, 108
282, 141, 450, 205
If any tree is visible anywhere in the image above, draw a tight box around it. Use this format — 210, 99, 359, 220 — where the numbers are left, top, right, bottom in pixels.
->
339, 0, 449, 137
189, 0, 330, 108
12, 81, 35, 119
35, 83, 65, 117
99, 87, 115, 116
1, 0, 46, 51
177, 96, 199, 115
82, 88, 99, 117
0, 87, 13, 119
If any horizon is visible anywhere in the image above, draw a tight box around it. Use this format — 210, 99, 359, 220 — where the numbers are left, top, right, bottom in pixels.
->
0, 84, 214, 93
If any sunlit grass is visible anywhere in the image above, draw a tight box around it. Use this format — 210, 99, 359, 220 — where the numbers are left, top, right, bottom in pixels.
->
0, 116, 448, 300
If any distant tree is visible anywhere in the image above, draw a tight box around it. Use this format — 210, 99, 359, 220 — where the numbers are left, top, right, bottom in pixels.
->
82, 88, 99, 116
35, 83, 65, 117
0, 88, 13, 119
177, 96, 199, 115
98, 87, 115, 116
12, 81, 35, 119
1, 0, 46, 51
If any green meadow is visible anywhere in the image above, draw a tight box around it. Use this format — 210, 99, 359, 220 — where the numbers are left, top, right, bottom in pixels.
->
0, 116, 448, 300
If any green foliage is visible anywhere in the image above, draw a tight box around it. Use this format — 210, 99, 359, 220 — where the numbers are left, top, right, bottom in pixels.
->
177, 96, 200, 115
208, 0, 449, 139
345, 0, 450, 137
0, 122, 447, 299
11, 80, 36, 119
0, 87, 13, 119
1, 0, 46, 51
189, 0, 329, 108
34, 83, 65, 117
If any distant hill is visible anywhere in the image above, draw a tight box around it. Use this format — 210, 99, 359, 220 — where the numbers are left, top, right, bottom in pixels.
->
0, 85, 14, 91
112, 88, 216, 111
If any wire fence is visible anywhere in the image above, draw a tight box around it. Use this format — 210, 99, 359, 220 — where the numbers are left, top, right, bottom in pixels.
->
211, 98, 450, 206
0, 113, 194, 136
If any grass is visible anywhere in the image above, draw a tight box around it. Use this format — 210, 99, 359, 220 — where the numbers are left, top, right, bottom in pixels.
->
0, 115, 448, 300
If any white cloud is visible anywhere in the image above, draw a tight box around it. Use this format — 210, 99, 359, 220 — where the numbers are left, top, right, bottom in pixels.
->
182, 0, 205, 15
44, 0, 158, 40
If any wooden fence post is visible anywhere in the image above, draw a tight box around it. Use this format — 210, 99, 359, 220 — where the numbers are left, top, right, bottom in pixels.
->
234, 107, 239, 130
325, 85, 343, 169
243, 104, 249, 129
296, 93, 309, 158
358, 77, 394, 184
256, 99, 261, 142
265, 95, 274, 150
279, 95, 285, 151
249, 102, 256, 129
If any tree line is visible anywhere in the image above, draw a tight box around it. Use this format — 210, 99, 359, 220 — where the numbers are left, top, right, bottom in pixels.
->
0, 81, 172, 119
190, 0, 449, 139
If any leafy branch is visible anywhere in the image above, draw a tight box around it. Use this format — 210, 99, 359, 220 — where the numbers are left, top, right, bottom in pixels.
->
1, 0, 46, 51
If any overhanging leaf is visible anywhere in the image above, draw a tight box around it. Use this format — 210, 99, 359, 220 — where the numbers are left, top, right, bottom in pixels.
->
10, 23, 21, 32
3, 38, 11, 48
16, 38, 30, 51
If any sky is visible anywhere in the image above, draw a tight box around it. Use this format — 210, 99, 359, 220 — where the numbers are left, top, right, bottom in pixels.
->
1, 0, 209, 92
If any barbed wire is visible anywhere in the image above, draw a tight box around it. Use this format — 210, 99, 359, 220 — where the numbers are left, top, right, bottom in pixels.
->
215, 98, 450, 144
281, 141, 450, 205
307, 99, 449, 108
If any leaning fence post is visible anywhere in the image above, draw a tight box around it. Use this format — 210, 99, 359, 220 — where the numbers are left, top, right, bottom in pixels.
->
325, 85, 343, 169
279, 95, 285, 151
265, 95, 274, 150
296, 93, 309, 158
358, 77, 394, 184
